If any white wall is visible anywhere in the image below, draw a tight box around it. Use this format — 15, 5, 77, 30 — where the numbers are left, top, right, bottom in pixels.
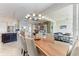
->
0, 16, 17, 33
41, 4, 73, 36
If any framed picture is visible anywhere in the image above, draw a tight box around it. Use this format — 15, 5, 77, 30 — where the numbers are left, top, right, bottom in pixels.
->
7, 26, 15, 32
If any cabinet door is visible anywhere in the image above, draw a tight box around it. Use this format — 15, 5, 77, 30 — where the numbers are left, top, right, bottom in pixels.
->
10, 33, 17, 41
2, 34, 10, 43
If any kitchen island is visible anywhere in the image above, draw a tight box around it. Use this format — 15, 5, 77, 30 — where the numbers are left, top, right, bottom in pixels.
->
2, 33, 17, 43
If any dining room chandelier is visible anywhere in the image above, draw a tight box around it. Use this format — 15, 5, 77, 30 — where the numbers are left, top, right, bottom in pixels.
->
25, 13, 47, 21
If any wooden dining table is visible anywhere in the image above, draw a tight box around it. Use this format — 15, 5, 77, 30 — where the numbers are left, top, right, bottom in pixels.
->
34, 39, 69, 56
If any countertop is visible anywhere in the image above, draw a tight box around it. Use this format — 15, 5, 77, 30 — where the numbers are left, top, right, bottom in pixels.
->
34, 39, 69, 56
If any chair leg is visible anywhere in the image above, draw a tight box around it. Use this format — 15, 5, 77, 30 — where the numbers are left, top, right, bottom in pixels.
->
21, 49, 23, 55
23, 50, 29, 56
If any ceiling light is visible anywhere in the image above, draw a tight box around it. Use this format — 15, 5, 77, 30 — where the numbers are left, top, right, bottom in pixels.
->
25, 13, 49, 21
33, 13, 36, 16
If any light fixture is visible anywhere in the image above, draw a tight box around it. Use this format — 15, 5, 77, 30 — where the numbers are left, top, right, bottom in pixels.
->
25, 14, 30, 19
27, 14, 30, 17
42, 16, 45, 18
38, 14, 42, 17
29, 17, 32, 20
23, 26, 26, 29
25, 16, 28, 19
33, 13, 36, 16
25, 13, 47, 21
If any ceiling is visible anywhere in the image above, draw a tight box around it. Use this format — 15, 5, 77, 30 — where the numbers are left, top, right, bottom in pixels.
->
0, 3, 53, 20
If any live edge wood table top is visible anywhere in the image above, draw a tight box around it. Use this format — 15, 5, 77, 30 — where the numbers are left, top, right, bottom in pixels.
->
34, 39, 69, 56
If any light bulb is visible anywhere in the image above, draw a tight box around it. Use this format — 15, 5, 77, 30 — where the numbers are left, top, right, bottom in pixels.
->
25, 16, 28, 18
25, 14, 30, 18
33, 13, 36, 16
29, 17, 32, 20
42, 16, 45, 18
27, 14, 30, 17
38, 14, 42, 17
23, 26, 26, 29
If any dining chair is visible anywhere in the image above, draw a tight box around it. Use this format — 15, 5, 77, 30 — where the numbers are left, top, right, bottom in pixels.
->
25, 37, 39, 56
